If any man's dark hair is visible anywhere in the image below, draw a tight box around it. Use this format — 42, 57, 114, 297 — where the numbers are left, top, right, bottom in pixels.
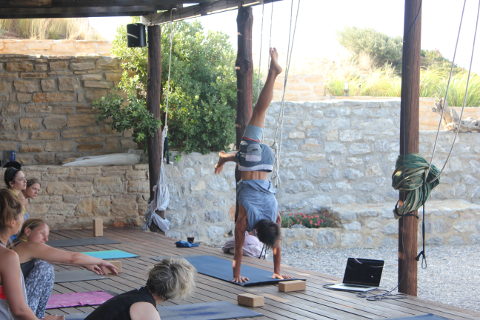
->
254, 219, 280, 248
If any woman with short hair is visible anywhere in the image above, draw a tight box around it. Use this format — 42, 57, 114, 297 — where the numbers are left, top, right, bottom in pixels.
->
85, 257, 196, 320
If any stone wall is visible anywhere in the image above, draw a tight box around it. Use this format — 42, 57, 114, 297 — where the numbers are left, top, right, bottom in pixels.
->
0, 54, 134, 165
164, 99, 480, 247
2, 99, 479, 248
1, 165, 149, 228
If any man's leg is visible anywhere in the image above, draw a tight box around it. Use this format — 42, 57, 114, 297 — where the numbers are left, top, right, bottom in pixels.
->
248, 48, 283, 128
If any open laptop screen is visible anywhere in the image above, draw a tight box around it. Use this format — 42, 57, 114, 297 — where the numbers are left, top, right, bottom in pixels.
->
343, 258, 384, 286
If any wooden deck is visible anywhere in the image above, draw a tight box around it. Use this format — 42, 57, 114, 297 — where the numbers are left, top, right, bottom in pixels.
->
45, 228, 480, 320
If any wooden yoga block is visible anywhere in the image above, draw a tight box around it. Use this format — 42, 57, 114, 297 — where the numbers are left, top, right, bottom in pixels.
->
237, 293, 264, 307
93, 218, 103, 237
107, 260, 122, 275
278, 280, 306, 292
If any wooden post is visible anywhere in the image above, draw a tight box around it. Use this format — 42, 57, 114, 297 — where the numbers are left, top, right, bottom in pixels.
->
398, 0, 422, 296
146, 24, 163, 202
234, 5, 253, 220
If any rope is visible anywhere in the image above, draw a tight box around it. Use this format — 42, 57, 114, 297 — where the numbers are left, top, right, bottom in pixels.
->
391, 154, 440, 217
433, 0, 480, 180
271, 0, 301, 188
257, 0, 265, 97
162, 9, 176, 164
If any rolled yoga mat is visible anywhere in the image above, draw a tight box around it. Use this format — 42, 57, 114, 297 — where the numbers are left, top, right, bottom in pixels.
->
185, 255, 305, 286
46, 291, 114, 309
47, 237, 120, 247
54, 270, 106, 283
81, 249, 138, 259
65, 301, 262, 320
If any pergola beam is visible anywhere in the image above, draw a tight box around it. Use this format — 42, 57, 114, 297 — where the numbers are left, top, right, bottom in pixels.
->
144, 0, 282, 25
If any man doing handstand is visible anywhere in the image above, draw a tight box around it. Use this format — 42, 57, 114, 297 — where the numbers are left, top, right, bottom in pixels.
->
215, 48, 290, 283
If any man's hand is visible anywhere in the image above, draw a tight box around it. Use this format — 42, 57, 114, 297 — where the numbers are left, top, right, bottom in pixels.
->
272, 273, 292, 280
232, 275, 250, 283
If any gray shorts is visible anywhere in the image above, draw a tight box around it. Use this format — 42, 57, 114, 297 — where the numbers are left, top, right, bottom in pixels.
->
236, 125, 274, 172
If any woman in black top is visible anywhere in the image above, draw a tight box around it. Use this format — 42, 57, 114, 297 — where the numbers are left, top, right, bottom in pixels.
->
86, 257, 196, 320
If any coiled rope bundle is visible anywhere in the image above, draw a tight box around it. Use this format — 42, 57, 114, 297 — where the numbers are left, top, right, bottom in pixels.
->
392, 153, 440, 218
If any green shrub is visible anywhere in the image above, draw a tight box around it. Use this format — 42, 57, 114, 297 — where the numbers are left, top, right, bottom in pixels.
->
92, 93, 161, 147
338, 27, 403, 73
105, 20, 238, 153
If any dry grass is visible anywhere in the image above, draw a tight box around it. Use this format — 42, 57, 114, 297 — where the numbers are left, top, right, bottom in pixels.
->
0, 18, 102, 40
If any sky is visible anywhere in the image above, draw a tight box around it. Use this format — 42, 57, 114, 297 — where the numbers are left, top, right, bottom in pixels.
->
89, 0, 480, 73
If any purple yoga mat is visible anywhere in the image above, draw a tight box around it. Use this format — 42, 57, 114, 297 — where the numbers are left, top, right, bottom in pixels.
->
46, 291, 113, 309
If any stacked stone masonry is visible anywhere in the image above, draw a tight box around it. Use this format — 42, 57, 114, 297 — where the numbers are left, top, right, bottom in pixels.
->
2, 100, 478, 248
0, 54, 133, 165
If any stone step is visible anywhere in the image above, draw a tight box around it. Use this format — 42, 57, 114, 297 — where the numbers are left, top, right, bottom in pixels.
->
281, 200, 480, 249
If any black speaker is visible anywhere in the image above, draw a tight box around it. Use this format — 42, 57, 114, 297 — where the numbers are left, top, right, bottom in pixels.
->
127, 23, 146, 47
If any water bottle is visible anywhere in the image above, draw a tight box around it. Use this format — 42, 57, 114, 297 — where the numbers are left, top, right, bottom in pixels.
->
9, 151, 16, 162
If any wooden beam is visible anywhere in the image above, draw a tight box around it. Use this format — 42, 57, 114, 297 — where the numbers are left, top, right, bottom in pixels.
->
234, 5, 253, 220
7, 0, 51, 7
144, 0, 283, 25
146, 25, 163, 202
0, 6, 158, 19
398, 0, 422, 296
235, 5, 253, 147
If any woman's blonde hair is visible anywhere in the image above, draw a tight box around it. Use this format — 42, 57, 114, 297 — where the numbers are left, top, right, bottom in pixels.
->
0, 188, 23, 231
146, 257, 196, 300
18, 218, 46, 241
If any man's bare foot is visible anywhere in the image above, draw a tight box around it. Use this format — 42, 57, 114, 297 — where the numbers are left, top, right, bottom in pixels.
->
269, 48, 282, 75
214, 151, 230, 174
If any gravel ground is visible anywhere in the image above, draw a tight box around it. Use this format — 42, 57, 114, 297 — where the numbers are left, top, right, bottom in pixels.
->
280, 244, 480, 313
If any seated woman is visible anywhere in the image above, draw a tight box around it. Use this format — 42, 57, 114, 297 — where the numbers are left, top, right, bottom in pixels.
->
85, 257, 196, 320
4, 161, 29, 244
214, 48, 290, 283
0, 188, 38, 320
12, 219, 118, 318
22, 178, 41, 216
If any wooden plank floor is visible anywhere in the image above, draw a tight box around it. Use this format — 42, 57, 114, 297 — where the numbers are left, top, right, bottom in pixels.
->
45, 228, 480, 320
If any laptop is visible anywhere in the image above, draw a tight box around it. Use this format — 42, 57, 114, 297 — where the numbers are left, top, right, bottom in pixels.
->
328, 258, 384, 292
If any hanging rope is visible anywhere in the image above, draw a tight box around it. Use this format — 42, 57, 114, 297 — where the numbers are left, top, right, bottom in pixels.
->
271, 0, 301, 188
257, 0, 266, 97
162, 8, 176, 164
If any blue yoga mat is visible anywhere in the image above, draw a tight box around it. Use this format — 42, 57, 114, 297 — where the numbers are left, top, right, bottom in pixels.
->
82, 249, 138, 259
389, 315, 452, 320
65, 301, 262, 320
186, 255, 304, 286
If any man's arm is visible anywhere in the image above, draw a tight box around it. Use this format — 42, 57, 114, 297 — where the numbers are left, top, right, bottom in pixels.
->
232, 208, 249, 283
272, 215, 292, 280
